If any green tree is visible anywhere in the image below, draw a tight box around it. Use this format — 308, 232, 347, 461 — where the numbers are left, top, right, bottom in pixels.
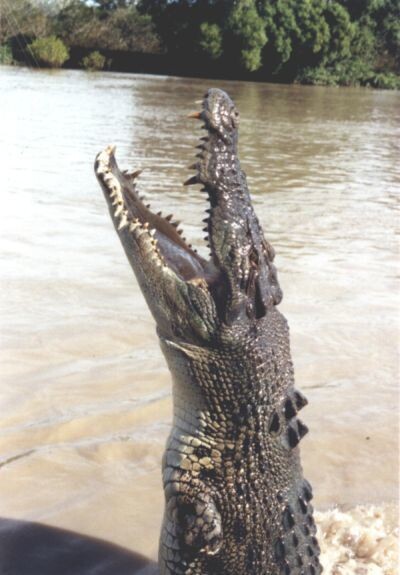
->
199, 22, 223, 59
54, 1, 160, 54
260, 0, 298, 67
53, 0, 96, 45
324, 2, 354, 59
0, 0, 51, 45
93, 0, 129, 12
227, 0, 267, 71
104, 7, 161, 52
28, 36, 69, 67
294, 0, 330, 56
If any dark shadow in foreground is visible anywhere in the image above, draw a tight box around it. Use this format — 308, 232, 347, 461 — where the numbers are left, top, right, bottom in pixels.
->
0, 517, 158, 575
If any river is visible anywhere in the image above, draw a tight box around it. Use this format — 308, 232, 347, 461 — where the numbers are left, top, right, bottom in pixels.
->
0, 66, 398, 573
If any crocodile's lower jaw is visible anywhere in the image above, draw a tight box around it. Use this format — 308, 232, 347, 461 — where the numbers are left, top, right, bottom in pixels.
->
95, 89, 322, 575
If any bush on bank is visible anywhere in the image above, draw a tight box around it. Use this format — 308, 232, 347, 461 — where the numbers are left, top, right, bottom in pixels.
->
28, 36, 69, 68
0, 44, 14, 65
81, 50, 106, 71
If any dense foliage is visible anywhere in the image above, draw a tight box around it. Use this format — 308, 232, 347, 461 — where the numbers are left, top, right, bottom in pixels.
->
138, 0, 399, 86
0, 0, 398, 87
0, 44, 13, 65
81, 50, 107, 71
28, 36, 70, 67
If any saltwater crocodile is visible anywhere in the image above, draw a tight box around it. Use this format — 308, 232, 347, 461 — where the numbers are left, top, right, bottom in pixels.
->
95, 88, 322, 575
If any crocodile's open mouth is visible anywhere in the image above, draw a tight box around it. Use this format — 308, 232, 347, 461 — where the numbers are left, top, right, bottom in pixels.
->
95, 89, 281, 330
95, 90, 237, 292
94, 143, 218, 287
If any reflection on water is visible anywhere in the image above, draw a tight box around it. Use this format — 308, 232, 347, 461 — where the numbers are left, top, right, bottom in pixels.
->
0, 67, 399, 564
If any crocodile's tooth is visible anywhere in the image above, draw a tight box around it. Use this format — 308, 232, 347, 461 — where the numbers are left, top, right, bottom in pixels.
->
118, 215, 128, 230
114, 204, 123, 217
149, 228, 156, 237
135, 226, 146, 237
200, 136, 208, 142
106, 144, 116, 155
129, 221, 139, 232
123, 168, 142, 180
103, 172, 113, 183
183, 175, 200, 186
188, 111, 202, 119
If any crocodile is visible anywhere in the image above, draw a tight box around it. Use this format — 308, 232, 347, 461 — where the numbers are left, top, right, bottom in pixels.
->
94, 88, 322, 575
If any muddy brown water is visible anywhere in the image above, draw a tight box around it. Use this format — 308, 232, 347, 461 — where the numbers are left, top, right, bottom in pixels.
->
0, 66, 398, 572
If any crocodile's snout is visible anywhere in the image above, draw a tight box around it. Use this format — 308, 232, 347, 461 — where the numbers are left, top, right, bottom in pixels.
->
186, 88, 282, 323
201, 88, 240, 138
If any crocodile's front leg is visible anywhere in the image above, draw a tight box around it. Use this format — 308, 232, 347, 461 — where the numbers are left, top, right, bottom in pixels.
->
95, 89, 322, 575
160, 451, 222, 570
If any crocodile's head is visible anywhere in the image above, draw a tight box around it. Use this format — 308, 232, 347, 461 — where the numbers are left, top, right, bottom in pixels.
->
95, 89, 282, 345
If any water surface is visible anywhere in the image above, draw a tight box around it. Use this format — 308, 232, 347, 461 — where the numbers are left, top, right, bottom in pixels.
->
0, 66, 399, 565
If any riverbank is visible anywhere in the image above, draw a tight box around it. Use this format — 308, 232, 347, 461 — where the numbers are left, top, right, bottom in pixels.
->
4, 45, 400, 90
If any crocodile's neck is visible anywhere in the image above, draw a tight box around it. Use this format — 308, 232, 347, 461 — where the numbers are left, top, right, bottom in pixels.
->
158, 311, 320, 574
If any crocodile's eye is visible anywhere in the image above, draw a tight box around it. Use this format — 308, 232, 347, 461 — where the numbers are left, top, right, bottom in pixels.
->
231, 108, 240, 128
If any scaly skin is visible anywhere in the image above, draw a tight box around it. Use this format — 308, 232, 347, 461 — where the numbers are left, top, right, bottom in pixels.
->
95, 89, 322, 575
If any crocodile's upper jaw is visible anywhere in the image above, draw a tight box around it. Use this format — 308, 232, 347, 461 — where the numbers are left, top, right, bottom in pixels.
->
95, 89, 281, 343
